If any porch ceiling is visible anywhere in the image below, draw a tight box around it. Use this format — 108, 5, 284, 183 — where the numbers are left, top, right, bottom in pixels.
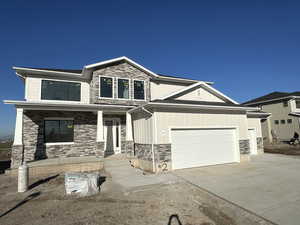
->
4, 100, 134, 112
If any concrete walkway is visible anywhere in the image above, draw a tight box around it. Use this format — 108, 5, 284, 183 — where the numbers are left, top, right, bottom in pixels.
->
174, 154, 300, 225
104, 156, 178, 190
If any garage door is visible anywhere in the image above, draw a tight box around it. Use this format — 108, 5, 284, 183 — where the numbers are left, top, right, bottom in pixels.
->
171, 128, 238, 170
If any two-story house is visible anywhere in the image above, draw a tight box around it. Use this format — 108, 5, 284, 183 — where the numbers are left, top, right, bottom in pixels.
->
243, 92, 300, 143
5, 56, 268, 172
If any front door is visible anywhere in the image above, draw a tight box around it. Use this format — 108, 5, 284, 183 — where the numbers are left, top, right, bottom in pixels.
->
104, 118, 121, 156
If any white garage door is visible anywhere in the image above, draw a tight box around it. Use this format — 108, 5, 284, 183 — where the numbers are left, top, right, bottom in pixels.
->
171, 128, 238, 170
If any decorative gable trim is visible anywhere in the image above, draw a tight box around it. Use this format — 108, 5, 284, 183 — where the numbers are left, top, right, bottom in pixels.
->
83, 56, 159, 79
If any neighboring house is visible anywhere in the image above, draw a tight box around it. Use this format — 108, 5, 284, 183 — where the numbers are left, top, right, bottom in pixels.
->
4, 56, 268, 172
243, 92, 300, 143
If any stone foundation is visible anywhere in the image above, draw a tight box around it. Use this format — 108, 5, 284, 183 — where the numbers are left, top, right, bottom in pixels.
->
154, 144, 172, 172
126, 141, 134, 158
257, 137, 264, 154
239, 139, 250, 154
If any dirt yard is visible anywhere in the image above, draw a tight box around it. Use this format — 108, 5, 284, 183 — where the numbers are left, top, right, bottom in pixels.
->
0, 172, 219, 225
0, 167, 276, 225
264, 143, 300, 155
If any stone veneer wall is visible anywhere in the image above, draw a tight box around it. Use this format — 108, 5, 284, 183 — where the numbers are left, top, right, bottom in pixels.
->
154, 144, 172, 172
90, 61, 151, 106
14, 111, 102, 167
257, 137, 264, 154
239, 139, 250, 154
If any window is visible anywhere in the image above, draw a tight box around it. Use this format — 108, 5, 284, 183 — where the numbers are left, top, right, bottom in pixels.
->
280, 120, 286, 124
41, 80, 81, 101
283, 101, 288, 107
134, 80, 145, 100
44, 119, 74, 143
274, 120, 279, 125
288, 119, 292, 124
100, 77, 113, 98
296, 100, 300, 109
118, 79, 129, 99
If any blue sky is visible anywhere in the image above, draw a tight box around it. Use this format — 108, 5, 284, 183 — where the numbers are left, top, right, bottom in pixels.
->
1, 0, 300, 137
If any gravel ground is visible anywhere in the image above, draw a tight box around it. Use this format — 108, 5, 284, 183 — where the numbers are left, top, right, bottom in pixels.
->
0, 172, 216, 225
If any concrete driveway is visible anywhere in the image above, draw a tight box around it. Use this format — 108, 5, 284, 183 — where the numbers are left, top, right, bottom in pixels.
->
174, 154, 300, 225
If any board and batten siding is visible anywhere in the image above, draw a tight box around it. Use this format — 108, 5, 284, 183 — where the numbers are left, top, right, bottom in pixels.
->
25, 77, 90, 104
247, 118, 262, 137
132, 111, 153, 144
154, 110, 248, 144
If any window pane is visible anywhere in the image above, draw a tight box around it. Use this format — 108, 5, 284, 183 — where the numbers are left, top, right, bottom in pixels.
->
280, 120, 285, 124
100, 77, 113, 98
118, 79, 129, 99
134, 80, 145, 100
59, 120, 74, 142
41, 80, 81, 101
296, 100, 300, 108
44, 120, 74, 143
44, 120, 60, 143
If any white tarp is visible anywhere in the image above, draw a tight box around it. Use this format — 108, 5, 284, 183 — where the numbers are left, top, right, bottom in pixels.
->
65, 172, 100, 197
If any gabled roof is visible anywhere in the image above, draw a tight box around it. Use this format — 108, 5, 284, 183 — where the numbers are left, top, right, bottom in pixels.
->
12, 56, 213, 84
156, 81, 239, 104
243, 91, 300, 106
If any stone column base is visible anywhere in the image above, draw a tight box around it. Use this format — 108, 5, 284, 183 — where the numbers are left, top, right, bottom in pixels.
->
126, 141, 134, 158
95, 142, 105, 158
239, 139, 250, 162
11, 145, 23, 168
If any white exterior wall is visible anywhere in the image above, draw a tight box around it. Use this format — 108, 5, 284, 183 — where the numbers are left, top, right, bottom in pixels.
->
150, 81, 188, 100
25, 77, 90, 104
132, 111, 153, 144
176, 87, 225, 102
154, 110, 248, 144
262, 100, 300, 140
247, 118, 262, 137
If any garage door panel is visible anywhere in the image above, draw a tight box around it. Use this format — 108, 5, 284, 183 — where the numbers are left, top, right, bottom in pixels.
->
171, 128, 237, 170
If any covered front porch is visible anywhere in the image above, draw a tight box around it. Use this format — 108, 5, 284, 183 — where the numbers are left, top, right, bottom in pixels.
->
9, 101, 135, 168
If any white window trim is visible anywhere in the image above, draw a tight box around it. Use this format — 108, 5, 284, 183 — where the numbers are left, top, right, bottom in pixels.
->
99, 76, 114, 99
116, 77, 131, 100
40, 78, 82, 102
44, 118, 74, 144
133, 79, 146, 101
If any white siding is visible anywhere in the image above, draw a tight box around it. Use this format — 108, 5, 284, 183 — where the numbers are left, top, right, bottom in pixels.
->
176, 87, 225, 102
262, 101, 300, 139
150, 81, 188, 100
132, 111, 153, 144
24, 77, 90, 104
155, 110, 248, 144
247, 118, 262, 137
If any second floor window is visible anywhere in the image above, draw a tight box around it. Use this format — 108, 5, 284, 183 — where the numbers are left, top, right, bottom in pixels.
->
283, 101, 288, 107
118, 79, 129, 99
296, 100, 300, 108
100, 77, 113, 98
134, 80, 145, 100
41, 80, 81, 101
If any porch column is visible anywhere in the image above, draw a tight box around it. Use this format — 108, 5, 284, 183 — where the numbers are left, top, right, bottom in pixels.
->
96, 111, 105, 158
126, 112, 133, 141
13, 108, 23, 145
126, 112, 134, 157
11, 108, 24, 167
96, 111, 104, 142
